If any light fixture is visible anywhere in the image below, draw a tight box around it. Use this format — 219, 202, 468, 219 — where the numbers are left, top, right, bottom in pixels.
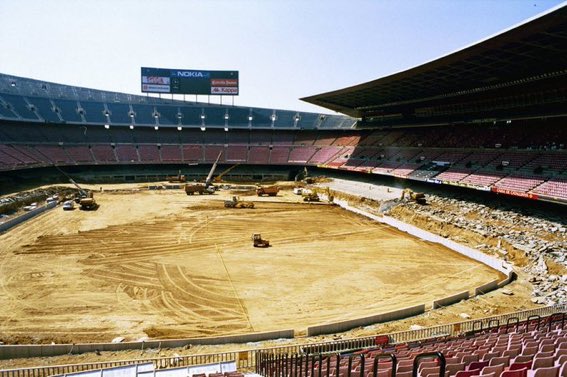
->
271, 114, 277, 122
224, 114, 230, 120
177, 126, 182, 131
200, 114, 206, 120
129, 125, 134, 130
104, 124, 110, 129
248, 115, 253, 121
154, 126, 159, 130
224, 127, 229, 132
200, 126, 206, 131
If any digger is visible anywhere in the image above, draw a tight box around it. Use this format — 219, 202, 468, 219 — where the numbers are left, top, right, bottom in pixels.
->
400, 188, 427, 205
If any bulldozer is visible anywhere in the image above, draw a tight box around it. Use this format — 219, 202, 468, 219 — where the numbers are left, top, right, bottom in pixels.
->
224, 196, 255, 209
252, 233, 269, 248
400, 188, 427, 205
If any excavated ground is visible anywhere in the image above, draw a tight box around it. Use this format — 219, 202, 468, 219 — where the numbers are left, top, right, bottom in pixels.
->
0, 182, 534, 369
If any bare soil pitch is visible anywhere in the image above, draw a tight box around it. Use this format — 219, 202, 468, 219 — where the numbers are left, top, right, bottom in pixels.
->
0, 185, 502, 344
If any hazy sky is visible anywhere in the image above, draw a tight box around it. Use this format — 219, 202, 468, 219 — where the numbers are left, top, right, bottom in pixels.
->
0, 0, 564, 114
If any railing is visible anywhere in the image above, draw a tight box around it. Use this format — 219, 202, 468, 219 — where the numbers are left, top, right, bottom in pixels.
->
1, 305, 565, 377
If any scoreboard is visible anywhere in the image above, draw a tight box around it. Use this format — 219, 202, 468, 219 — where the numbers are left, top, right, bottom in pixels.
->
141, 67, 239, 95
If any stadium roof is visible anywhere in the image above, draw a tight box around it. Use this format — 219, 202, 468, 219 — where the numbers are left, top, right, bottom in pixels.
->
301, 3, 567, 125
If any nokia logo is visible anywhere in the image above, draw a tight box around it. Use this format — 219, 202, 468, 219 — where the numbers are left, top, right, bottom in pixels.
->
174, 71, 209, 78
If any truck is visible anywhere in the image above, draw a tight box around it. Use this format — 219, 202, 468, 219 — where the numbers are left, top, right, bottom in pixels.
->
185, 184, 215, 195
256, 185, 279, 197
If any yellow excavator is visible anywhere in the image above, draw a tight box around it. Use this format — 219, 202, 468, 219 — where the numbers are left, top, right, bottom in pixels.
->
214, 163, 240, 183
400, 188, 426, 205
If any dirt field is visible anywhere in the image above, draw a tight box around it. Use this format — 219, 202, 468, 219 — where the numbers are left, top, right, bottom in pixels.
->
0, 184, 503, 345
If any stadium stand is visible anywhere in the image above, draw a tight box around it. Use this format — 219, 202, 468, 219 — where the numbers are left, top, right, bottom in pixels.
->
256, 313, 567, 377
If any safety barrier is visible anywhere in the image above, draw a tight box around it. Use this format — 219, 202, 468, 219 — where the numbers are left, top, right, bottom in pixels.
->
432, 291, 469, 309
0, 329, 294, 360
0, 201, 57, 233
307, 305, 425, 337
475, 279, 499, 296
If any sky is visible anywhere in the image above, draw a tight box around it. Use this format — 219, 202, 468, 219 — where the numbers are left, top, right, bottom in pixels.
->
0, 0, 565, 114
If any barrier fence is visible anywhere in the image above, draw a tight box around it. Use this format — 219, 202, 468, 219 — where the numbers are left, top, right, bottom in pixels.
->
1, 305, 565, 377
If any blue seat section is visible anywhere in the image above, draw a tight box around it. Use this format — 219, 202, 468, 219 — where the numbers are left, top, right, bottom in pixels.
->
179, 128, 203, 144
202, 128, 226, 144
203, 107, 226, 127
273, 110, 297, 128
227, 129, 249, 144
131, 104, 156, 125
296, 112, 319, 129
132, 127, 158, 144
249, 130, 273, 145
155, 105, 179, 125
28, 97, 61, 123
318, 115, 351, 129
81, 101, 108, 123
107, 103, 132, 124
226, 107, 250, 127
180, 107, 203, 126
0, 94, 40, 120
0, 102, 17, 119
109, 126, 134, 144
42, 123, 88, 143
83, 125, 112, 143
54, 99, 83, 123
157, 127, 181, 144
0, 122, 48, 142
250, 108, 272, 128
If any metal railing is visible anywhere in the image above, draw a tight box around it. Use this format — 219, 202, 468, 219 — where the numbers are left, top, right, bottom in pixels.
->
1, 304, 565, 377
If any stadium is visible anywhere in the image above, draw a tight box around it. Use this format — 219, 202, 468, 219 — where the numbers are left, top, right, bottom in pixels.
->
0, 3, 566, 377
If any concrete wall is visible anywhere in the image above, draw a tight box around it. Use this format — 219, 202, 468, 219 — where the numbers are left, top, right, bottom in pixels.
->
432, 291, 469, 309
475, 279, 499, 295
0, 329, 294, 360
0, 201, 56, 233
306, 304, 425, 337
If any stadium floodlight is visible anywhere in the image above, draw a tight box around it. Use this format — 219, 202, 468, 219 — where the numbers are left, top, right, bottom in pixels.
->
129, 125, 134, 130
200, 114, 206, 120
248, 115, 253, 121
200, 126, 206, 131
224, 114, 230, 120
154, 126, 159, 131
177, 126, 182, 131
10, 81, 16, 87
104, 124, 110, 129
224, 127, 229, 132
271, 114, 277, 122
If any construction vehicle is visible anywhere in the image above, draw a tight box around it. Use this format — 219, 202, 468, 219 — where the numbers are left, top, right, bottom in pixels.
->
303, 191, 320, 202
79, 192, 99, 210
252, 233, 269, 248
213, 163, 240, 183
53, 165, 100, 210
184, 151, 222, 195
400, 188, 427, 204
224, 196, 255, 209
62, 200, 75, 210
167, 170, 186, 183
256, 185, 279, 197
